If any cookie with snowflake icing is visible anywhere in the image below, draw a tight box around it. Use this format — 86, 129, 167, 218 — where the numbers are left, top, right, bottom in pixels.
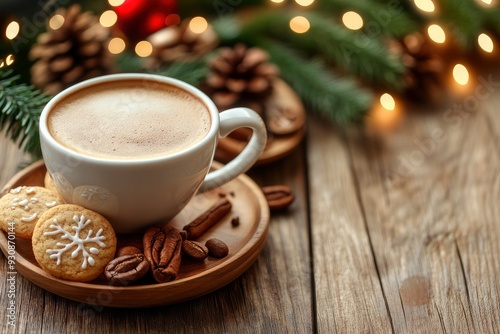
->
0, 186, 64, 239
32, 204, 117, 282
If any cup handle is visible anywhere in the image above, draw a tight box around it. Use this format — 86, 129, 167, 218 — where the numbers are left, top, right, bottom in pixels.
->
198, 107, 267, 193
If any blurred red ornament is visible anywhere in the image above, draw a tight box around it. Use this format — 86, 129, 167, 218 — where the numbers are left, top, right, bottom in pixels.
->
114, 0, 178, 43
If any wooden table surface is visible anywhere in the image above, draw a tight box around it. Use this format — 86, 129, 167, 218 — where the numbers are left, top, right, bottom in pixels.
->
1, 87, 500, 333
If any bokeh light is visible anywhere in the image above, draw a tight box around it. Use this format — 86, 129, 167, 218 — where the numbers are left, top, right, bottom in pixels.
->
100, 10, 118, 28
295, 0, 314, 6
380, 93, 396, 111
5, 21, 20, 40
290, 16, 310, 34
135, 41, 153, 57
453, 64, 469, 86
108, 37, 126, 55
108, 0, 125, 6
478, 33, 494, 53
49, 15, 65, 30
189, 17, 208, 34
342, 11, 364, 30
6, 54, 14, 66
427, 24, 446, 43
414, 0, 435, 12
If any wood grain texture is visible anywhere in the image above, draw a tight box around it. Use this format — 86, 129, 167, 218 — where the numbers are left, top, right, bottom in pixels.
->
306, 118, 393, 333
345, 104, 500, 333
305, 82, 500, 333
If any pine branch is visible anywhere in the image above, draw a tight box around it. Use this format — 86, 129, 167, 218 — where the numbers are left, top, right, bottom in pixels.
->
239, 10, 405, 89
0, 70, 51, 157
306, 12, 406, 89
479, 7, 500, 37
439, 0, 482, 48
114, 52, 209, 87
113, 52, 144, 73
258, 40, 373, 125
319, 0, 419, 38
211, 16, 242, 44
150, 61, 209, 87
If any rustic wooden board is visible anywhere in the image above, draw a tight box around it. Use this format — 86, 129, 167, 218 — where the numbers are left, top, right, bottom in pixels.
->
345, 105, 500, 333
306, 117, 393, 333
306, 93, 500, 333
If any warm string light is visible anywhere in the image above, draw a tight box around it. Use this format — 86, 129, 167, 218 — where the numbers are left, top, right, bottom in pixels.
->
108, 0, 125, 6
0, 54, 15, 68
108, 37, 126, 55
289, 16, 310, 34
478, 33, 494, 53
6, 54, 14, 66
380, 93, 396, 111
100, 10, 118, 28
295, 0, 314, 6
189, 17, 208, 34
5, 21, 20, 40
427, 24, 446, 44
342, 11, 363, 30
453, 64, 469, 86
270, 0, 285, 3
414, 0, 436, 13
369, 93, 402, 130
49, 14, 65, 30
476, 0, 495, 6
135, 41, 153, 57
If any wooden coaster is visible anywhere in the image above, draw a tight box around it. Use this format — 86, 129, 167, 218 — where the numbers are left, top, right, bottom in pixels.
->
215, 78, 306, 165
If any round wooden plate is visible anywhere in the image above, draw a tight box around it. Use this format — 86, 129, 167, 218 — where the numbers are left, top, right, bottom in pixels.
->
215, 79, 306, 165
0, 161, 270, 308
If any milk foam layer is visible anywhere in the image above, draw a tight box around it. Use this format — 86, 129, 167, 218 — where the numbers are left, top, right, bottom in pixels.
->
48, 80, 211, 160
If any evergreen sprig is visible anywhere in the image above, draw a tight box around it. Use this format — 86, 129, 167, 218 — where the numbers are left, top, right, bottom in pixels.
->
115, 52, 209, 87
0, 70, 51, 157
259, 41, 373, 125
150, 60, 209, 87
483, 7, 500, 36
319, 0, 419, 38
238, 10, 405, 89
305, 12, 406, 89
439, 0, 482, 48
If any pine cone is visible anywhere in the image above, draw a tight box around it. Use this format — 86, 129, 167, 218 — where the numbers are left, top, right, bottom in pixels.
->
29, 5, 111, 95
389, 33, 445, 104
146, 19, 218, 68
204, 44, 279, 114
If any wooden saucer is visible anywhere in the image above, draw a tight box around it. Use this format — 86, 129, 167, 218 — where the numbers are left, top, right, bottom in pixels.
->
0, 161, 270, 308
215, 79, 306, 165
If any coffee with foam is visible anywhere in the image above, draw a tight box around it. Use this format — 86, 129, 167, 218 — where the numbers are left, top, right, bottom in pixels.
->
48, 80, 211, 160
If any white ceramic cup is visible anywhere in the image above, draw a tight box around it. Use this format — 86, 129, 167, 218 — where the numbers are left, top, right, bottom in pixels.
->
39, 73, 267, 233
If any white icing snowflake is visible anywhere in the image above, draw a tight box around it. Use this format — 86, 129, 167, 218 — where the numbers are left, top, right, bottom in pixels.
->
44, 215, 107, 269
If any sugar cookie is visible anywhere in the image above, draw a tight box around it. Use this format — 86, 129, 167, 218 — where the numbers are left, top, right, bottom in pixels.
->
0, 186, 64, 239
32, 204, 117, 282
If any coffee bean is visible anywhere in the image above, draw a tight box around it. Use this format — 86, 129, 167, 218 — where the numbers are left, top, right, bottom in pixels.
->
205, 238, 229, 258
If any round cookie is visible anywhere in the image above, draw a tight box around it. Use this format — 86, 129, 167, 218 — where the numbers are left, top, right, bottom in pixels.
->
32, 204, 117, 282
0, 186, 64, 239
